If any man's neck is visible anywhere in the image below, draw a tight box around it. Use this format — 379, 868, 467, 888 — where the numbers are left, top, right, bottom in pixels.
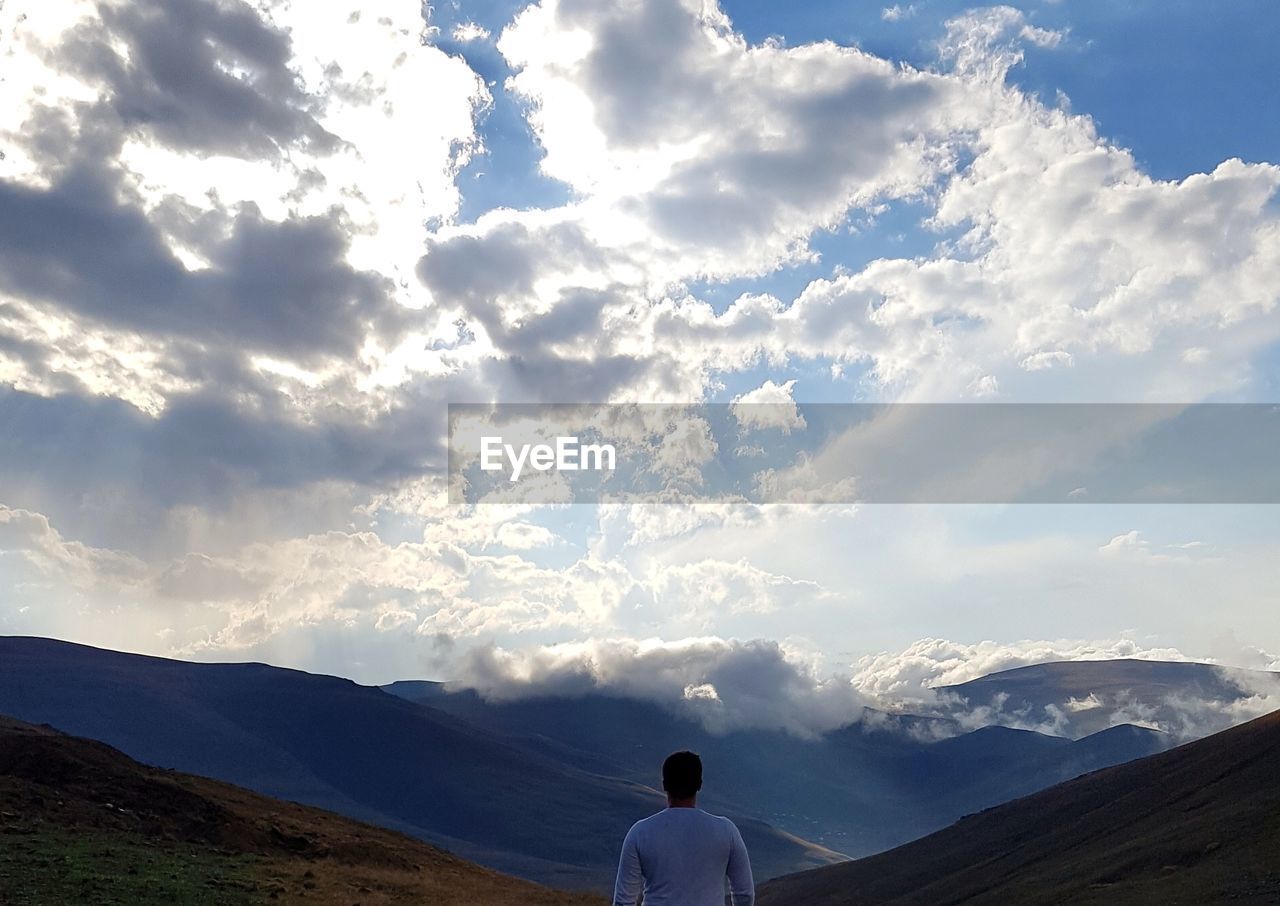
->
666, 796, 697, 809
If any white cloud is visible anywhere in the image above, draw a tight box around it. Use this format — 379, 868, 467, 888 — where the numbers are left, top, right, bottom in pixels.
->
451, 635, 872, 737
1099, 530, 1147, 556
0, 505, 147, 592
452, 21, 491, 43
848, 636, 1191, 701
1020, 351, 1074, 372
731, 379, 806, 433
649, 558, 827, 628
489, 0, 974, 285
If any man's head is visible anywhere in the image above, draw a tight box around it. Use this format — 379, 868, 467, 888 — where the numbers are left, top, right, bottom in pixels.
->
662, 750, 702, 804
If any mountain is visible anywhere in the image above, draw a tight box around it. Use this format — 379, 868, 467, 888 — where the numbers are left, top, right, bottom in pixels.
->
0, 636, 839, 888
384, 680, 1171, 856
939, 658, 1280, 738
0, 714, 603, 905
0, 636, 1207, 890
758, 708, 1280, 905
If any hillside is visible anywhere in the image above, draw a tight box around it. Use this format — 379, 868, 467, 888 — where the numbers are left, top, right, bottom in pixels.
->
0, 636, 838, 887
758, 709, 1280, 905
0, 715, 603, 905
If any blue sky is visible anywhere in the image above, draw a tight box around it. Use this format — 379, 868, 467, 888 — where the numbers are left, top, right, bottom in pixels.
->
0, 0, 1277, 720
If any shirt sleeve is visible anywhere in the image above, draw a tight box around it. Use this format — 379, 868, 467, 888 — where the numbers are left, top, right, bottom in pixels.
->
612, 824, 643, 906
726, 820, 755, 906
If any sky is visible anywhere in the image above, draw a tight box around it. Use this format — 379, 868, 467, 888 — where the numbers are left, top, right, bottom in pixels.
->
0, 0, 1278, 728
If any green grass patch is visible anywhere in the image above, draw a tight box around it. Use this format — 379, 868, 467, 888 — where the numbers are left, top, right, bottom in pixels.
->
0, 827, 262, 905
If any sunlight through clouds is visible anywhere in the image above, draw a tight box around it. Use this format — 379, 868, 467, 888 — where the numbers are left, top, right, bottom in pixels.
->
0, 0, 1277, 696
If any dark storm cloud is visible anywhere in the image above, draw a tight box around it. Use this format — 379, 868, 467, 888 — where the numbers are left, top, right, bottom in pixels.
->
0, 161, 401, 358
57, 0, 337, 158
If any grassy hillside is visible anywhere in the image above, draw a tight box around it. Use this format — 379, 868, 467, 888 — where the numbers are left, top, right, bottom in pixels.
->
0, 716, 604, 905
758, 709, 1280, 905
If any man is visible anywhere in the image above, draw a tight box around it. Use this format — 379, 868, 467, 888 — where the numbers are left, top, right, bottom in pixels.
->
612, 750, 755, 906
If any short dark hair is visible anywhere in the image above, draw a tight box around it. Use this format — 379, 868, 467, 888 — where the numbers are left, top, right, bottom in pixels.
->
662, 750, 703, 799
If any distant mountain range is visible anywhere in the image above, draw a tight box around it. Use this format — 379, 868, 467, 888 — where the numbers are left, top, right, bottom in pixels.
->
937, 658, 1279, 738
758, 708, 1280, 904
1, 636, 1270, 891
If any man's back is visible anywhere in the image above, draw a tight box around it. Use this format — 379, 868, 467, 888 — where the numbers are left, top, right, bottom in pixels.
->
612, 807, 754, 906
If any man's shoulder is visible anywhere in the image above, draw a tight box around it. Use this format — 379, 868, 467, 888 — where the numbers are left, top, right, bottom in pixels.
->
626, 809, 668, 834
698, 810, 747, 844
702, 810, 741, 833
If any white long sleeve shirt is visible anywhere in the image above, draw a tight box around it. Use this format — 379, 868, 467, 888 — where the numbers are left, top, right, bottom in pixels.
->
612, 807, 755, 906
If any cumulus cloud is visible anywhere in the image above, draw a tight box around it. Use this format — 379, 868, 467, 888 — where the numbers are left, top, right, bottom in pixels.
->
496, 0, 965, 279
0, 173, 399, 358
649, 558, 828, 628
415, 1, 1280, 410
731, 380, 806, 433
450, 636, 872, 737
452, 21, 490, 43
0, 494, 639, 656
1098, 530, 1215, 562
1099, 530, 1147, 556
0, 505, 147, 592
848, 636, 1192, 700
594, 502, 782, 549
0, 0, 486, 414
849, 635, 1280, 740
57, 0, 339, 158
